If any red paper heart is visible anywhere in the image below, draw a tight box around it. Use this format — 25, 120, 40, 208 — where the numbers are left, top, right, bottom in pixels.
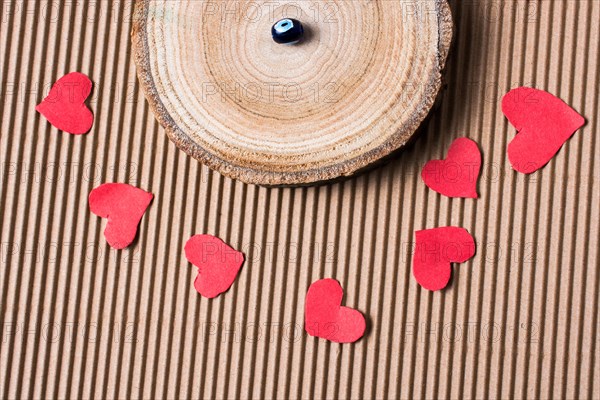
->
36, 72, 94, 135
89, 183, 153, 249
413, 227, 476, 291
421, 137, 481, 198
184, 235, 244, 299
502, 87, 585, 174
305, 278, 366, 343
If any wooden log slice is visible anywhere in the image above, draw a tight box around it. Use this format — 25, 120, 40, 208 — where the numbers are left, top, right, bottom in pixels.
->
132, 0, 453, 185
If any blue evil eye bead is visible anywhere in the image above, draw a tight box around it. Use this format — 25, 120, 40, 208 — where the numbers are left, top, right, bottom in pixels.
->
272, 18, 304, 44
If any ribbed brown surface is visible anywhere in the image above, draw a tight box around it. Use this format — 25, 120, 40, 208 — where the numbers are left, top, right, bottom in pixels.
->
0, 1, 598, 399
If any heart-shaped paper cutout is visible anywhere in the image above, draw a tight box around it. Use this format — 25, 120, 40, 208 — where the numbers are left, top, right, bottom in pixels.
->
36, 72, 94, 135
184, 234, 244, 298
413, 227, 476, 291
502, 87, 585, 174
421, 137, 481, 198
305, 278, 366, 343
89, 183, 153, 249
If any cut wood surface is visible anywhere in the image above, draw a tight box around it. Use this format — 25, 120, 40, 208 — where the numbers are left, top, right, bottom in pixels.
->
133, 0, 453, 185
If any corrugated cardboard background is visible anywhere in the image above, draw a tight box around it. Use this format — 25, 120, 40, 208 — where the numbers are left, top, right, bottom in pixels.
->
1, 0, 599, 399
